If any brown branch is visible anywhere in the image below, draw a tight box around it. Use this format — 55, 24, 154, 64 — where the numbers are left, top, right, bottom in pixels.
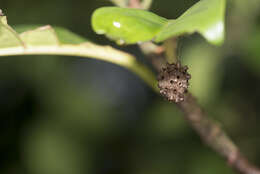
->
127, 1, 260, 174
178, 93, 260, 174
138, 40, 260, 174
140, 42, 260, 174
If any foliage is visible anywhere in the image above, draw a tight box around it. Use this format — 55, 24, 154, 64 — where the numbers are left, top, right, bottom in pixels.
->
92, 0, 226, 45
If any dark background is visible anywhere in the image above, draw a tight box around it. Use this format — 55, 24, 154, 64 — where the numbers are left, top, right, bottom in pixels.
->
0, 0, 260, 174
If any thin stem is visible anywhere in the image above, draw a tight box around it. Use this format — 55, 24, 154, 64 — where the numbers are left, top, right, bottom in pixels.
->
163, 38, 178, 64
141, 39, 260, 173
0, 43, 158, 92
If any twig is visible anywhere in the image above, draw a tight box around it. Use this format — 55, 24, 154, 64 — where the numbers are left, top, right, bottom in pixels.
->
140, 44, 260, 174
163, 37, 178, 64
127, 1, 260, 173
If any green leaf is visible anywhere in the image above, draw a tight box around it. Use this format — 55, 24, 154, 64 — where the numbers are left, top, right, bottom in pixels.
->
0, 16, 24, 48
91, 7, 167, 45
54, 27, 87, 44
0, 15, 158, 92
91, 0, 226, 45
156, 0, 226, 45
14, 25, 87, 44
20, 26, 60, 46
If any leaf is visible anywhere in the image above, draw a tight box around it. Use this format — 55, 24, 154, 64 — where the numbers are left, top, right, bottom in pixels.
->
156, 0, 226, 45
91, 0, 226, 45
14, 25, 87, 44
91, 7, 167, 45
20, 26, 60, 46
0, 15, 157, 91
0, 16, 24, 48
54, 27, 87, 44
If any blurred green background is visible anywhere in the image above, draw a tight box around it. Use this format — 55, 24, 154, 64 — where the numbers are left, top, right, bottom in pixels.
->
1, 0, 260, 174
